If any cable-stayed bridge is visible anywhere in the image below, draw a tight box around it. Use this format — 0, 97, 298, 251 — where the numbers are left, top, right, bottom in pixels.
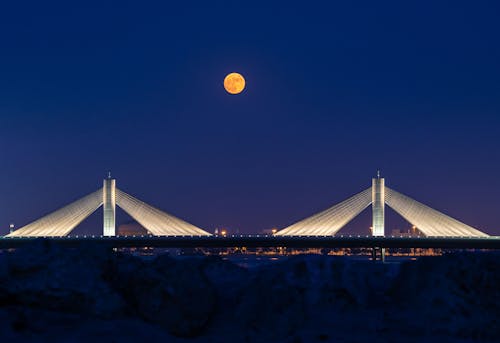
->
3, 174, 491, 240
6, 176, 210, 237
276, 174, 488, 237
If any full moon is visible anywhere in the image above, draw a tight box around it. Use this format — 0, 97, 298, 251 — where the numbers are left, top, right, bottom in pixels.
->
224, 72, 245, 94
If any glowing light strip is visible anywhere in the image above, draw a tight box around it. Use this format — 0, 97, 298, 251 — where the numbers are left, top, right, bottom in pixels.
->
385, 187, 488, 237
276, 188, 372, 236
6, 189, 103, 237
115, 188, 211, 236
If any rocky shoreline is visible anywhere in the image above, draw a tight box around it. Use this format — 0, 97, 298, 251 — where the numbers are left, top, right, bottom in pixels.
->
0, 240, 498, 342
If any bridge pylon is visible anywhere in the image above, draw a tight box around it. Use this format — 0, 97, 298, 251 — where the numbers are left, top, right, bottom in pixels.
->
372, 172, 385, 237
103, 175, 116, 236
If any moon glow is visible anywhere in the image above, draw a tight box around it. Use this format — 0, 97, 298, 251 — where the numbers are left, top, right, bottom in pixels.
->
224, 72, 245, 94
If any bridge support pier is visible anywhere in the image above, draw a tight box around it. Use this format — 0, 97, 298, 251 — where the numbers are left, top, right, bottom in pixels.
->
103, 176, 116, 236
371, 247, 386, 262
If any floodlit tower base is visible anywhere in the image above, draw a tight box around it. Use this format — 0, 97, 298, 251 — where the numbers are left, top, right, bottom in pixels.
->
103, 177, 116, 236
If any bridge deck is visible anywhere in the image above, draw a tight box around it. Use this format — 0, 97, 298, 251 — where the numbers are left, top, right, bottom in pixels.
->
0, 235, 499, 249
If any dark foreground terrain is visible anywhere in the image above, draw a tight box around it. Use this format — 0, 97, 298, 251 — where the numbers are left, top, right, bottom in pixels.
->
0, 240, 498, 342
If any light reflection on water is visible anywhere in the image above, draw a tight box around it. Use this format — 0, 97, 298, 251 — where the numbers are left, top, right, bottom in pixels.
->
135, 250, 422, 267
220, 255, 418, 268
223, 256, 282, 268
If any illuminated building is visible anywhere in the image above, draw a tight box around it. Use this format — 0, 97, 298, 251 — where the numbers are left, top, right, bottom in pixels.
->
117, 221, 148, 236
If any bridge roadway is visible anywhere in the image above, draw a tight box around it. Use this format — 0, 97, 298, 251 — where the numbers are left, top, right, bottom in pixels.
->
0, 235, 499, 250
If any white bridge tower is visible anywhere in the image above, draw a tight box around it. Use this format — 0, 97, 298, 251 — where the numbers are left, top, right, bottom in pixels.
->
103, 173, 116, 236
371, 171, 385, 236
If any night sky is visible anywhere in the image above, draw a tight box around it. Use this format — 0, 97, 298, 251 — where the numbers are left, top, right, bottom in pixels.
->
1, 1, 499, 235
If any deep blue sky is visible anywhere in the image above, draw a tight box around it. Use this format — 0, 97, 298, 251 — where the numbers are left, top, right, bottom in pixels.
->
0, 1, 499, 235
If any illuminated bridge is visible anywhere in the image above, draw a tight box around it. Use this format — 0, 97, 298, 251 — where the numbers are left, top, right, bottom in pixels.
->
6, 175, 211, 237
4, 173, 491, 240
276, 173, 488, 238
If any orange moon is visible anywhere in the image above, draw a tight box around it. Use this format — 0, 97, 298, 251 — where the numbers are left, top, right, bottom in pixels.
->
223, 72, 245, 94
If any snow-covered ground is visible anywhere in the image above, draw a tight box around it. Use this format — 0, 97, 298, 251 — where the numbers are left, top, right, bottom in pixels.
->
0, 240, 497, 342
